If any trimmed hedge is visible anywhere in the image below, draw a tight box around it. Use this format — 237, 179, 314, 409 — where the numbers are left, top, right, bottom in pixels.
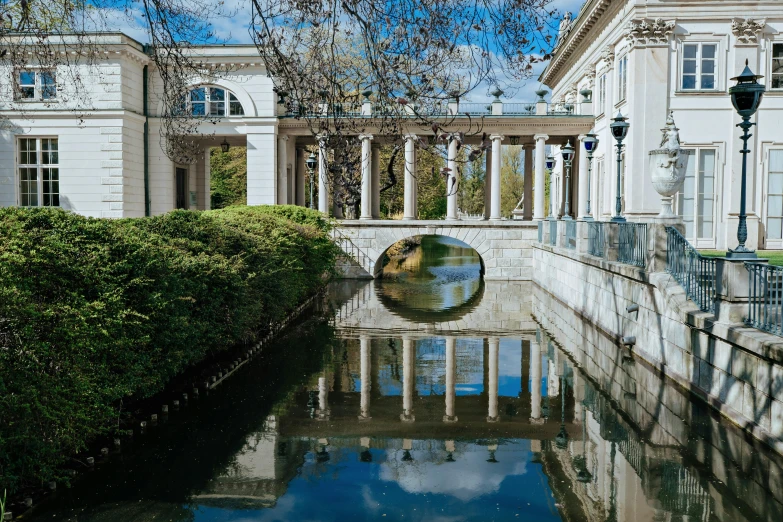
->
0, 205, 336, 493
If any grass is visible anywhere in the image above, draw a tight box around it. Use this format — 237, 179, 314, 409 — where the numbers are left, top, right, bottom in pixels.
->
699, 250, 783, 266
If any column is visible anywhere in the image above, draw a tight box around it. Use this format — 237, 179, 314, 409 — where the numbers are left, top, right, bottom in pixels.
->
360, 134, 374, 219
296, 148, 306, 206
530, 340, 542, 423
446, 138, 459, 220
533, 134, 549, 220
523, 145, 533, 220
317, 135, 329, 214
403, 134, 417, 220
359, 337, 371, 420
490, 134, 504, 220
204, 149, 211, 210
317, 374, 330, 420
573, 370, 584, 424
578, 134, 590, 219
246, 129, 276, 205
401, 337, 415, 422
487, 337, 499, 422
484, 148, 492, 219
371, 144, 380, 218
277, 135, 289, 204
444, 337, 458, 422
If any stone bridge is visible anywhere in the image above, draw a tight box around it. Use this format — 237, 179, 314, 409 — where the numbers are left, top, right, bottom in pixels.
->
332, 220, 538, 280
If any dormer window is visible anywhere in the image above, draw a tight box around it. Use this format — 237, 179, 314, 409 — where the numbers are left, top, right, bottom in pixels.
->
188, 86, 244, 117
17, 70, 57, 101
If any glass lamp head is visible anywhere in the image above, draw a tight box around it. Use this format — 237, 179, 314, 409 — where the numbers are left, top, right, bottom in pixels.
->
610, 111, 630, 142
306, 152, 318, 171
220, 138, 230, 153
561, 140, 575, 163
583, 133, 599, 153
730, 60, 765, 118
546, 155, 555, 170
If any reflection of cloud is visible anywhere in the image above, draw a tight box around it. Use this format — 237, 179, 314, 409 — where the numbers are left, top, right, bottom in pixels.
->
362, 484, 380, 513
379, 446, 528, 502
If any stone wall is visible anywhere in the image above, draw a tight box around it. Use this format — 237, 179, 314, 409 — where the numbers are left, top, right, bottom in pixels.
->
533, 241, 783, 455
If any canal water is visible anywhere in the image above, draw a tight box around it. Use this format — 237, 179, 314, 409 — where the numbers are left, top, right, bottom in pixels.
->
28, 236, 783, 521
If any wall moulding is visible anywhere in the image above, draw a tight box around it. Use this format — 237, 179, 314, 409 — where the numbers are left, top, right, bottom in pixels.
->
625, 18, 676, 48
731, 18, 766, 45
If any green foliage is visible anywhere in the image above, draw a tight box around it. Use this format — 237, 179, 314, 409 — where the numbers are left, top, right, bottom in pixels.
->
210, 147, 248, 209
459, 155, 486, 215
501, 146, 525, 218
0, 206, 337, 494
379, 145, 447, 219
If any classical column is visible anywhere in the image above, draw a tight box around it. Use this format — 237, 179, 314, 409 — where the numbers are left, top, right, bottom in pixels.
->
403, 134, 417, 220
317, 135, 329, 214
277, 135, 289, 205
401, 337, 416, 422
523, 145, 533, 220
296, 148, 306, 206
577, 134, 590, 219
371, 144, 380, 218
490, 134, 504, 220
204, 148, 211, 210
317, 374, 330, 420
530, 340, 542, 423
247, 129, 276, 205
359, 337, 371, 420
360, 134, 374, 220
444, 337, 458, 422
487, 337, 499, 422
446, 137, 459, 220
484, 148, 492, 219
533, 134, 549, 220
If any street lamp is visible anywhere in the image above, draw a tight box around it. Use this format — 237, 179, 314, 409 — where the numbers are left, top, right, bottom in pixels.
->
728, 60, 766, 259
609, 112, 630, 222
561, 140, 575, 220
546, 154, 556, 219
305, 151, 318, 210
220, 137, 230, 153
582, 132, 599, 221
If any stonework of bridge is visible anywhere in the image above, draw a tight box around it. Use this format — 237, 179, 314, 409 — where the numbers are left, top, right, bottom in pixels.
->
333, 220, 538, 280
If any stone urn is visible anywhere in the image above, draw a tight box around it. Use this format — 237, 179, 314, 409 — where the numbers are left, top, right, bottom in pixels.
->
648, 112, 693, 218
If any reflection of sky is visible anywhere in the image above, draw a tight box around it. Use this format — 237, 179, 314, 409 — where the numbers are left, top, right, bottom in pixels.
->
191, 440, 561, 522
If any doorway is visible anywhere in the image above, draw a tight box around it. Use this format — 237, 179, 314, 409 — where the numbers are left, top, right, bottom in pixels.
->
176, 166, 188, 209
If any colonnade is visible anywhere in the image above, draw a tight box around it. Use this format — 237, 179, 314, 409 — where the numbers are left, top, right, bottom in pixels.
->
295, 132, 593, 221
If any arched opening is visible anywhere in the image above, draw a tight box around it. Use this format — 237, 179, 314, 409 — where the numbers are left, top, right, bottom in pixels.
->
187, 85, 245, 117
374, 235, 485, 320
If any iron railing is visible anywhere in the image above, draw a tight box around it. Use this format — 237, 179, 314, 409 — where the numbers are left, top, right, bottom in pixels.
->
549, 219, 558, 246
565, 220, 577, 250
588, 221, 605, 258
332, 228, 375, 273
618, 223, 648, 267
503, 103, 537, 114
746, 262, 783, 335
666, 227, 716, 313
538, 221, 544, 243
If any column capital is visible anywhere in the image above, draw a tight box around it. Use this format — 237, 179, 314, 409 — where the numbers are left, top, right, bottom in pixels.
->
279, 134, 290, 142
358, 133, 374, 141
533, 133, 550, 142
403, 133, 419, 142
489, 134, 505, 142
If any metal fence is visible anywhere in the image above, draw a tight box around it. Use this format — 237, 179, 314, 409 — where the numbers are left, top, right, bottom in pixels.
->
538, 220, 544, 243
666, 227, 717, 313
549, 219, 558, 246
565, 220, 577, 250
746, 262, 783, 335
332, 229, 375, 273
588, 221, 605, 258
618, 223, 648, 267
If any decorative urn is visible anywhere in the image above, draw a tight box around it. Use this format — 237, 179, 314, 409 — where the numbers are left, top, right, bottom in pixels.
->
648, 112, 693, 218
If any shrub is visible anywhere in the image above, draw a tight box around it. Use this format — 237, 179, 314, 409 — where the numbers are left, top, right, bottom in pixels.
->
0, 206, 336, 493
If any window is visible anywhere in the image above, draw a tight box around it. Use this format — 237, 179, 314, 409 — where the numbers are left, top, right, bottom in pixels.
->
16, 70, 57, 101
187, 86, 244, 117
681, 43, 718, 90
597, 73, 607, 114
617, 55, 628, 103
772, 43, 783, 90
677, 149, 716, 241
767, 150, 783, 240
18, 138, 59, 207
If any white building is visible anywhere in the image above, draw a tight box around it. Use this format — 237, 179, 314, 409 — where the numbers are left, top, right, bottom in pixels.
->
541, 0, 783, 250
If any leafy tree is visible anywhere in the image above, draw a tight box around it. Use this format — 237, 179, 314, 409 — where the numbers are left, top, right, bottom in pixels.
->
501, 145, 525, 217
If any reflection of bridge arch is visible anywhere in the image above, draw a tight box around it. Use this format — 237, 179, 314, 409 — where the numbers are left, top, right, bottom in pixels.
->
333, 220, 537, 280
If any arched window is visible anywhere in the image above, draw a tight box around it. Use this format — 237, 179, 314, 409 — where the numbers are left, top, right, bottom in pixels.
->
188, 86, 244, 117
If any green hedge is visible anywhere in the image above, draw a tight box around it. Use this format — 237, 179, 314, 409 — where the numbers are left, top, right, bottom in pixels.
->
0, 205, 336, 493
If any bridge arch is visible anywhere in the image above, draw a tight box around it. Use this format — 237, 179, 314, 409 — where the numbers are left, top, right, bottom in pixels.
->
373, 233, 486, 278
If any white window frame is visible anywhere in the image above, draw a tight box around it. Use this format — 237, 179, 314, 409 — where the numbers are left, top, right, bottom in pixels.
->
616, 55, 628, 104
597, 73, 607, 116
675, 147, 720, 247
17, 137, 60, 207
15, 69, 57, 101
187, 86, 244, 117
771, 43, 783, 91
678, 42, 720, 92
763, 148, 783, 249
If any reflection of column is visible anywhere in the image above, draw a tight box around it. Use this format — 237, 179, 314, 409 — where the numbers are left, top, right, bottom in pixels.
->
445, 440, 456, 462
359, 337, 371, 420
401, 337, 416, 422
444, 337, 458, 422
520, 340, 530, 399
360, 437, 372, 462
317, 375, 330, 420
489, 134, 504, 220
533, 134, 549, 220
573, 370, 584, 424
446, 138, 459, 220
317, 135, 328, 214
530, 341, 542, 423
371, 144, 380, 219
360, 134, 374, 219
488, 337, 499, 422
403, 134, 417, 220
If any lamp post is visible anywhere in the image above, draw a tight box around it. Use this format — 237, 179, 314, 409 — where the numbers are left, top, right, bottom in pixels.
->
546, 155, 556, 219
561, 140, 575, 220
220, 138, 230, 153
582, 132, 599, 221
305, 151, 318, 210
728, 60, 765, 259
609, 112, 630, 222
